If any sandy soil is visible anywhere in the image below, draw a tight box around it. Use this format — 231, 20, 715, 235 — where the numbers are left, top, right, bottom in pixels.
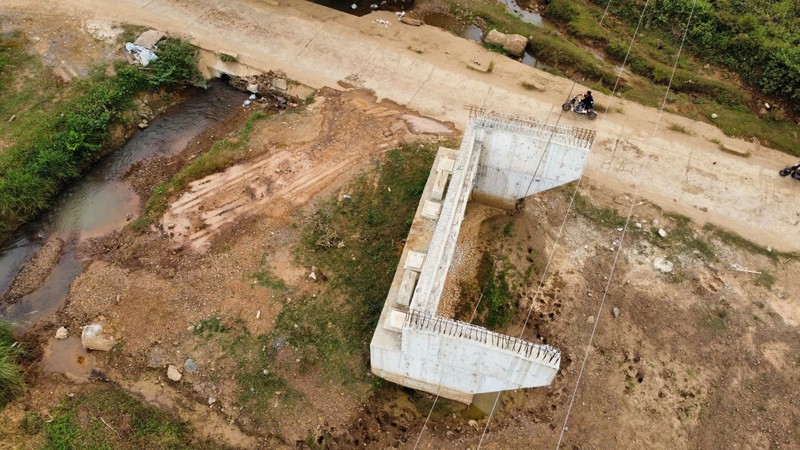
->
1, 3, 799, 450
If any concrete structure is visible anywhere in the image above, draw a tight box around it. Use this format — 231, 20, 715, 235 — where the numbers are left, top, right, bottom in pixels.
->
370, 109, 594, 404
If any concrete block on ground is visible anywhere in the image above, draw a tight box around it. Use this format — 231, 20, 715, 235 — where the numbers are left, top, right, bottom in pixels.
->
134, 30, 164, 49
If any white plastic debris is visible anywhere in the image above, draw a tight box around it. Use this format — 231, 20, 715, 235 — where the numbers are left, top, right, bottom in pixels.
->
351, 3, 357, 9
124, 42, 158, 66
249, 94, 257, 100
396, 11, 406, 17
373, 19, 391, 27
242, 99, 251, 107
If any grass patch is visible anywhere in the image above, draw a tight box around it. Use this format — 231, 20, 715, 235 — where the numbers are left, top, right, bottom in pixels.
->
43, 386, 218, 449
192, 316, 228, 336
572, 191, 627, 228
702, 223, 798, 261
294, 143, 437, 382
520, 80, 544, 91
482, 43, 506, 54
133, 111, 268, 231
250, 254, 287, 291
700, 308, 728, 334
474, 252, 515, 330
667, 123, 692, 135
661, 213, 715, 258
0, 35, 205, 244
754, 271, 776, 290
218, 53, 238, 63
0, 322, 24, 408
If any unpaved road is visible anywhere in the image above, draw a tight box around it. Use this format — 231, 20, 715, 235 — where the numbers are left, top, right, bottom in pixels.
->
4, 0, 798, 252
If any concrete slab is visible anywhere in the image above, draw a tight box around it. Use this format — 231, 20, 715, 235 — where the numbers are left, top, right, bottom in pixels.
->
421, 200, 442, 220
404, 251, 426, 271
134, 30, 164, 49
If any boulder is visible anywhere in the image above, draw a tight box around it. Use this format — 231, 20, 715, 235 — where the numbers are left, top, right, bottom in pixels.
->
167, 364, 182, 381
400, 17, 423, 26
55, 327, 69, 340
81, 323, 116, 351
484, 29, 528, 57
653, 257, 673, 273
272, 78, 288, 91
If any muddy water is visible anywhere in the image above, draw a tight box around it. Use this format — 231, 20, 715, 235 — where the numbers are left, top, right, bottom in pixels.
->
0, 82, 243, 329
41, 336, 95, 381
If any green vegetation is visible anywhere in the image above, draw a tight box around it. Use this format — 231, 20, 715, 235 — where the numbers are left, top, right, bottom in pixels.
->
475, 252, 515, 329
754, 271, 776, 290
294, 143, 436, 379
703, 223, 798, 261
661, 213, 714, 258
700, 307, 728, 334
193, 316, 228, 336
667, 123, 692, 135
219, 53, 238, 63
0, 322, 24, 408
533, 0, 800, 155
133, 111, 267, 231
0, 35, 205, 244
572, 191, 627, 228
42, 386, 218, 449
250, 254, 288, 290
445, 0, 617, 87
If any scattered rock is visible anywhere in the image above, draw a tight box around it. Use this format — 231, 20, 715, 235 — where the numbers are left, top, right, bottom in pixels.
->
653, 257, 674, 274
658, 228, 667, 238
256, 310, 261, 319
612, 307, 621, 318
146, 346, 167, 368
272, 78, 288, 91
309, 271, 317, 281
55, 327, 69, 339
764, 102, 771, 110
183, 358, 198, 374
246, 83, 259, 94
81, 323, 116, 351
167, 364, 182, 381
711, 113, 718, 119
468, 419, 478, 427
208, 396, 217, 405
138, 120, 149, 129
400, 17, 423, 26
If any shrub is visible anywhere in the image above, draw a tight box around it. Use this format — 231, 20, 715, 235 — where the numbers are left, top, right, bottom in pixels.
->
0, 322, 24, 408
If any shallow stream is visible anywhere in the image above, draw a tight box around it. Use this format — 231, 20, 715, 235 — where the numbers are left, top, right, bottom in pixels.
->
0, 83, 244, 330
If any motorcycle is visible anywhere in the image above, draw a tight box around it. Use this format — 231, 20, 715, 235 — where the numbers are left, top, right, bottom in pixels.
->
779, 162, 800, 180
562, 94, 598, 120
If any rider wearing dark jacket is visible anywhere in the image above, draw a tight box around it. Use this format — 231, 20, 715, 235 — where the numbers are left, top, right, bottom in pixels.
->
579, 91, 594, 111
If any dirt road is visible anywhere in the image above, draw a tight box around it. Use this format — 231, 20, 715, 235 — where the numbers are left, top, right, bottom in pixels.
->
4, 0, 797, 251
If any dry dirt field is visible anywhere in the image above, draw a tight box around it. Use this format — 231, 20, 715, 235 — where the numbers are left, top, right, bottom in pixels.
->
1, 4, 800, 450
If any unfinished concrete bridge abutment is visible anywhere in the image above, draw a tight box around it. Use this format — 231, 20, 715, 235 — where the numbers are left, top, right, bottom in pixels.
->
370, 108, 595, 404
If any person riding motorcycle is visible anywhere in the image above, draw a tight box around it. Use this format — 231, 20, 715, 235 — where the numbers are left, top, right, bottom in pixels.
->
578, 90, 594, 112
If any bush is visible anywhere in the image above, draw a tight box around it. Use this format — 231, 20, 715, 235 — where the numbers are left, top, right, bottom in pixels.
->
0, 36, 205, 244
0, 322, 24, 408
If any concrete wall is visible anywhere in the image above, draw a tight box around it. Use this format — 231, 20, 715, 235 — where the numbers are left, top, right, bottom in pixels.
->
370, 110, 594, 404
472, 111, 594, 201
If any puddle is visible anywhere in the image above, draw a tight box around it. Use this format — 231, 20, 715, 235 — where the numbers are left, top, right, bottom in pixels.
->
0, 82, 242, 329
496, 0, 548, 26
41, 336, 95, 382
401, 114, 453, 134
522, 51, 539, 67
463, 24, 483, 42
